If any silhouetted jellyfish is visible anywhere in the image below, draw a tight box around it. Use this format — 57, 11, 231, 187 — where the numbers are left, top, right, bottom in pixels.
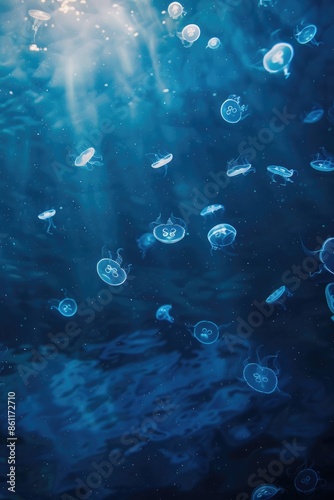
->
156, 304, 174, 323
136, 233, 156, 258
74, 147, 103, 171
200, 204, 225, 217
294, 24, 321, 46
50, 294, 78, 318
207, 223, 236, 253
325, 283, 334, 322
251, 484, 284, 500
181, 24, 201, 43
267, 165, 297, 185
265, 285, 293, 309
226, 155, 255, 177
300, 236, 334, 277
187, 320, 220, 344
294, 468, 322, 494
206, 37, 221, 50
28, 10, 51, 43
302, 105, 324, 124
310, 147, 334, 172
220, 95, 248, 124
97, 248, 131, 286
38, 208, 56, 234
263, 43, 294, 78
167, 2, 185, 19
151, 214, 186, 244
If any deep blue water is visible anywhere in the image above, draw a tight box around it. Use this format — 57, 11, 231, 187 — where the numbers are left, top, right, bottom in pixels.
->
1, 0, 334, 499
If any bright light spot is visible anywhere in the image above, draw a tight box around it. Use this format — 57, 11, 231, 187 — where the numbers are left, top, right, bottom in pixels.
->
133, 32, 139, 37
163, 89, 169, 93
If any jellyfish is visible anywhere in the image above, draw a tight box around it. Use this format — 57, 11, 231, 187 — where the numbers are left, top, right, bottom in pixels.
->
38, 209, 56, 235
300, 235, 334, 277
220, 95, 249, 124
74, 147, 103, 171
167, 2, 185, 19
263, 43, 294, 78
50, 294, 78, 318
310, 147, 334, 172
200, 204, 225, 217
187, 320, 220, 345
294, 24, 322, 46
181, 24, 201, 43
265, 285, 293, 309
207, 223, 237, 253
226, 155, 255, 177
151, 214, 186, 244
28, 10, 51, 44
325, 283, 334, 322
267, 165, 297, 185
294, 468, 323, 494
156, 305, 174, 323
302, 105, 324, 124
136, 232, 156, 258
148, 152, 173, 176
251, 484, 284, 500
206, 37, 221, 50
258, 0, 276, 6
97, 248, 131, 286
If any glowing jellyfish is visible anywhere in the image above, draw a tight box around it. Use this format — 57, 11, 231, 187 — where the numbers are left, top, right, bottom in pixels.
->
167, 2, 185, 19
258, 0, 276, 6
181, 24, 201, 43
294, 24, 321, 46
97, 248, 131, 286
151, 214, 186, 244
207, 223, 236, 252
150, 153, 173, 175
251, 484, 284, 500
310, 147, 334, 172
263, 43, 294, 78
226, 155, 255, 177
265, 285, 293, 309
28, 10, 51, 43
267, 165, 297, 185
206, 37, 221, 50
242, 346, 288, 396
220, 95, 248, 124
156, 305, 174, 323
325, 283, 334, 321
200, 204, 225, 217
38, 209, 56, 234
74, 147, 103, 171
50, 296, 77, 318
136, 232, 156, 258
187, 320, 220, 344
294, 469, 321, 494
300, 236, 334, 276
302, 105, 324, 124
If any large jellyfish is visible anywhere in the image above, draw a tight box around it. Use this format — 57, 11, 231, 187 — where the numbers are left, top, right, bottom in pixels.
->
263, 43, 294, 78
294, 24, 322, 46
28, 10, 51, 44
300, 236, 334, 277
207, 223, 237, 253
74, 147, 103, 171
267, 165, 297, 185
38, 209, 56, 235
97, 248, 131, 286
151, 214, 186, 244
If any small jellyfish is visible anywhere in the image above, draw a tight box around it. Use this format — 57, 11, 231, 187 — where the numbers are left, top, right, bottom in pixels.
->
149, 152, 173, 176
258, 0, 276, 6
302, 105, 324, 124
167, 2, 185, 19
265, 285, 293, 309
220, 95, 249, 124
310, 147, 334, 172
294, 468, 321, 494
28, 10, 51, 43
206, 37, 221, 50
294, 24, 321, 46
226, 155, 255, 177
300, 236, 334, 276
97, 248, 131, 286
325, 283, 334, 322
207, 223, 237, 253
267, 165, 297, 185
136, 232, 156, 258
156, 305, 174, 323
151, 214, 186, 244
200, 204, 225, 217
187, 320, 220, 344
74, 147, 103, 171
50, 295, 78, 318
251, 484, 284, 500
263, 43, 294, 78
38, 208, 56, 234
181, 24, 201, 43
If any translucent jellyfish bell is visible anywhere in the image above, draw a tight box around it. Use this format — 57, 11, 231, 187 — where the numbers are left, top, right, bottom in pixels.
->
181, 24, 201, 43
226, 155, 255, 177
325, 283, 334, 322
74, 147, 103, 171
28, 10, 51, 43
156, 304, 174, 323
97, 248, 131, 286
200, 204, 225, 217
265, 285, 293, 309
207, 223, 236, 252
310, 147, 334, 172
50, 297, 78, 318
220, 95, 248, 124
151, 214, 186, 244
167, 2, 185, 19
263, 42, 294, 78
38, 208, 56, 235
300, 235, 334, 277
136, 232, 156, 258
267, 165, 297, 185
206, 37, 221, 50
251, 484, 284, 500
302, 105, 324, 124
150, 153, 173, 175
187, 320, 220, 345
294, 469, 320, 494
294, 24, 321, 46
